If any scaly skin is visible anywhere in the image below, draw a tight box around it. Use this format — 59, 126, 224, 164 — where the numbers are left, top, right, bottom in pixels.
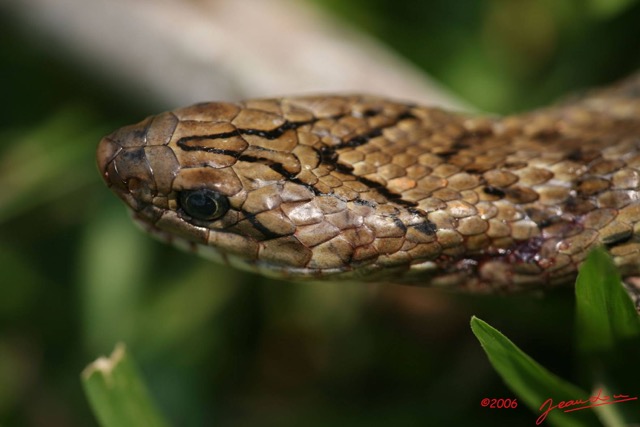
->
97, 75, 640, 294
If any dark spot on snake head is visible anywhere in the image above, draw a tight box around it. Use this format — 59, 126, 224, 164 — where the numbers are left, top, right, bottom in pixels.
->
407, 207, 427, 216
361, 108, 381, 117
319, 147, 340, 166
334, 162, 354, 173
130, 127, 148, 141
502, 161, 527, 170
120, 147, 147, 164
397, 111, 417, 121
353, 198, 377, 208
525, 207, 560, 228
566, 149, 583, 161
602, 230, 633, 247
392, 216, 407, 232
451, 140, 470, 150
434, 149, 458, 160
566, 148, 601, 162
483, 186, 505, 198
411, 221, 437, 235
503, 186, 539, 204
344, 129, 383, 148
563, 196, 596, 215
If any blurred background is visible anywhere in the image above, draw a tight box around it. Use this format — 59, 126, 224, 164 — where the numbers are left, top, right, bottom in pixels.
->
1, 0, 640, 425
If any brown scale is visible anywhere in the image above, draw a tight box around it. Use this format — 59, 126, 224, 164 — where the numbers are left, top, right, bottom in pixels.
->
96, 75, 640, 301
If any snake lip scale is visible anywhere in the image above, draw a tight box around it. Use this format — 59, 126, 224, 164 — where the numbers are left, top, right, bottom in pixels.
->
97, 75, 640, 297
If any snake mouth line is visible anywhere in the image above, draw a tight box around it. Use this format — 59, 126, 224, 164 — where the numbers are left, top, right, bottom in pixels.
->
128, 209, 366, 279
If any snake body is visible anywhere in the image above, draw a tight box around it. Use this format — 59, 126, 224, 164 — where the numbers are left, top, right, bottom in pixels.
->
97, 75, 640, 293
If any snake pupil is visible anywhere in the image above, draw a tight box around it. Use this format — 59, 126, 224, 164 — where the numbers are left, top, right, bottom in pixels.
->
179, 189, 229, 221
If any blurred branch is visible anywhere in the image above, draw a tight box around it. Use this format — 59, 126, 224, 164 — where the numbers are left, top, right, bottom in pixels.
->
0, 0, 469, 110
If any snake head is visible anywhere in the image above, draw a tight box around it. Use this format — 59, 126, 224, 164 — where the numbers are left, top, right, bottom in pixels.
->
97, 97, 440, 280
97, 84, 640, 293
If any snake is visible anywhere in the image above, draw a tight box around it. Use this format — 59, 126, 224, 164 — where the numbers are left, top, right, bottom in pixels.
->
96, 74, 640, 299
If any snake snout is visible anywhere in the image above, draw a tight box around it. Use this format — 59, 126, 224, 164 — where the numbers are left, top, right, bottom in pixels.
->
96, 135, 119, 185
96, 134, 150, 211
97, 115, 181, 213
97, 117, 153, 188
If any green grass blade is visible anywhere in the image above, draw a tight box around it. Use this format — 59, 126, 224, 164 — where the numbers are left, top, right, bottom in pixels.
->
589, 383, 630, 427
81, 343, 170, 427
471, 317, 600, 427
574, 248, 640, 425
575, 247, 640, 355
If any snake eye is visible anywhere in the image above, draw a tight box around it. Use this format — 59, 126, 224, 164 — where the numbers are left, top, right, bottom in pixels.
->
178, 189, 229, 221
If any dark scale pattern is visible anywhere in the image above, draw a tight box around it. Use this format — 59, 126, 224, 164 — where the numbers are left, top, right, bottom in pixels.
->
97, 75, 640, 294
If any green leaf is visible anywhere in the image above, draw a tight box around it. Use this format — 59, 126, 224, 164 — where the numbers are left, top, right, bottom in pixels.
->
575, 247, 640, 355
471, 317, 600, 427
81, 343, 170, 427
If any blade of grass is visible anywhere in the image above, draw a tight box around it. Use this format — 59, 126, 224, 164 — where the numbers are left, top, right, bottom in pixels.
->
574, 248, 640, 425
81, 343, 170, 427
589, 382, 630, 427
575, 247, 640, 355
471, 317, 600, 427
